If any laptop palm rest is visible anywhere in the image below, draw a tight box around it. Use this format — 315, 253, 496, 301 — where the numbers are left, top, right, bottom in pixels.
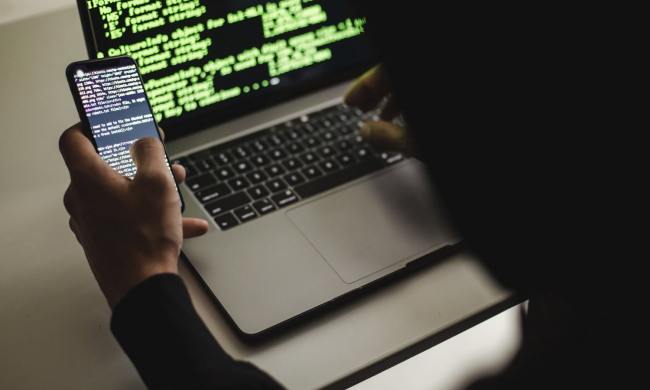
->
287, 160, 455, 283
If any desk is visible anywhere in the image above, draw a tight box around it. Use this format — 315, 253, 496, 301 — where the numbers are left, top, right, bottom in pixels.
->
0, 7, 514, 389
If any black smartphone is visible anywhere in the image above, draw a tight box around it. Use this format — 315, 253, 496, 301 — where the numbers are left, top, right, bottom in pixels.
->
66, 56, 184, 210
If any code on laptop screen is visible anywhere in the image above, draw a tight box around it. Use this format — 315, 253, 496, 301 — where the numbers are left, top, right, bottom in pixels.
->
80, 0, 372, 137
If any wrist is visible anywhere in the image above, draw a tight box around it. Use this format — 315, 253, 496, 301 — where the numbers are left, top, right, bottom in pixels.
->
103, 254, 179, 309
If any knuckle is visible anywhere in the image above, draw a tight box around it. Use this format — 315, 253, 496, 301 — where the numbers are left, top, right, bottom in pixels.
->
63, 187, 75, 215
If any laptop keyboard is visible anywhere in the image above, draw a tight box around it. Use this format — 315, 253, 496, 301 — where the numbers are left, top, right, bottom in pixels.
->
172, 104, 405, 231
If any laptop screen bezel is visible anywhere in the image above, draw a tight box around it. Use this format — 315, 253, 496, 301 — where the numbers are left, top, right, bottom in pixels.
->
74, 0, 377, 141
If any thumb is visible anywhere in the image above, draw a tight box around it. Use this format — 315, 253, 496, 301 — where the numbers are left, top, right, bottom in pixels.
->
130, 137, 169, 181
360, 121, 414, 154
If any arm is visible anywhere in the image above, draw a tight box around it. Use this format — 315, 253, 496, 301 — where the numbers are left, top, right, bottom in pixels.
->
112, 273, 281, 389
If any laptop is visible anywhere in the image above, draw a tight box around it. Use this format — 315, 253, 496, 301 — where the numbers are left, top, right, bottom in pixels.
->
76, 0, 458, 337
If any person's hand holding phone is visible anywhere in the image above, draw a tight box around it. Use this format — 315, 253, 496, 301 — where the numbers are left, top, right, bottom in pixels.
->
345, 64, 415, 153
59, 124, 208, 309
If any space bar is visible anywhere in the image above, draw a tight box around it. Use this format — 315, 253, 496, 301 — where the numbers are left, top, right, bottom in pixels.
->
295, 160, 384, 199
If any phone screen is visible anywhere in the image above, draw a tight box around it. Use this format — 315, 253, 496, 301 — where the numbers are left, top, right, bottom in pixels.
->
69, 59, 170, 179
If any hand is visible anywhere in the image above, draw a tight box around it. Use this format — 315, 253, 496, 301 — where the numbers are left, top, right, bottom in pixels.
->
345, 65, 415, 153
59, 124, 209, 309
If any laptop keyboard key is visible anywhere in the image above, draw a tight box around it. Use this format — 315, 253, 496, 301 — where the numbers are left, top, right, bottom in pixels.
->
228, 177, 250, 191
247, 185, 269, 200
194, 158, 215, 172
205, 192, 251, 216
337, 140, 352, 151
265, 164, 285, 178
213, 151, 233, 165
303, 122, 316, 133
284, 172, 305, 186
250, 140, 268, 153
337, 125, 355, 136
216, 166, 235, 180
267, 134, 285, 146
253, 199, 277, 215
355, 146, 372, 160
282, 158, 302, 171
380, 151, 405, 165
232, 146, 250, 159
302, 165, 323, 179
319, 159, 339, 173
251, 154, 270, 167
269, 148, 287, 161
336, 153, 355, 166
233, 205, 258, 223
304, 136, 320, 148
284, 128, 302, 140
266, 178, 287, 193
318, 145, 336, 158
196, 183, 231, 203
320, 118, 333, 128
186, 173, 217, 191
234, 160, 253, 174
271, 190, 300, 208
214, 212, 239, 230
286, 142, 304, 154
336, 112, 352, 122
300, 152, 318, 165
247, 170, 268, 184
322, 130, 335, 142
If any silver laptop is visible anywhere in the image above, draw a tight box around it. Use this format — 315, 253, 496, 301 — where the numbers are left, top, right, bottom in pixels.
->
76, 0, 458, 337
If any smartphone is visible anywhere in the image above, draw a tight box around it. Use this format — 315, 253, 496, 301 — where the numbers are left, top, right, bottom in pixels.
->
66, 56, 184, 210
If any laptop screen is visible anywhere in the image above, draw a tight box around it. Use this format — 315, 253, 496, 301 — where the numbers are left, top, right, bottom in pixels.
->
77, 0, 375, 140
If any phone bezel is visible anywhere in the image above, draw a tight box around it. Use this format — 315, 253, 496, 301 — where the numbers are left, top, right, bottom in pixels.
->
65, 56, 185, 211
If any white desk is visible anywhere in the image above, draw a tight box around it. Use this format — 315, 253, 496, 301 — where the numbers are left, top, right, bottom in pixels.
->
0, 5, 517, 389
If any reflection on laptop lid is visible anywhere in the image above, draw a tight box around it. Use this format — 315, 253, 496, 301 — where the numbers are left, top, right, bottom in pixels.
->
76, 0, 375, 140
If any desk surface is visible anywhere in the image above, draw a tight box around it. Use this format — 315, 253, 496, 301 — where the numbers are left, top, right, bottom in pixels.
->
0, 7, 512, 389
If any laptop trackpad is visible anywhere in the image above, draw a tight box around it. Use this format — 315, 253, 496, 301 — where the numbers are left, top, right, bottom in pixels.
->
287, 160, 453, 284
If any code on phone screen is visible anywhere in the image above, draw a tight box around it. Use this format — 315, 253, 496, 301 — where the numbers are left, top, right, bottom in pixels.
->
73, 63, 167, 178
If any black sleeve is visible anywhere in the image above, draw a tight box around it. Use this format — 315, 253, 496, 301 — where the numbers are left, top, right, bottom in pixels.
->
111, 273, 283, 390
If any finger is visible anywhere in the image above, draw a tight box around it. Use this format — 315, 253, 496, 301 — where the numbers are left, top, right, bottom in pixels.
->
171, 163, 186, 184
183, 218, 209, 238
360, 121, 414, 153
158, 126, 166, 142
380, 95, 401, 121
131, 137, 170, 183
344, 65, 392, 111
59, 124, 109, 177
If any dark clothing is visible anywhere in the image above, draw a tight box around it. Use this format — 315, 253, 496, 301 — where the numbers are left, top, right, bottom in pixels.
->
352, 2, 636, 389
111, 274, 281, 389
112, 2, 637, 388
